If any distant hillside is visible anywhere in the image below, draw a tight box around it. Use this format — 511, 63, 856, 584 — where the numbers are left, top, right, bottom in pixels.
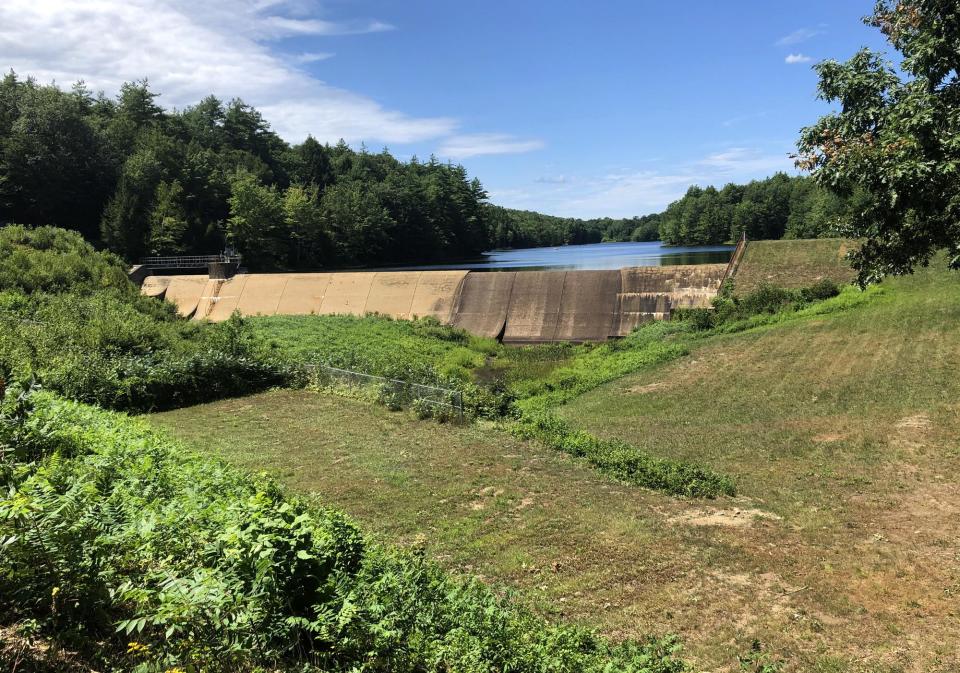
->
656, 173, 865, 246
485, 205, 660, 249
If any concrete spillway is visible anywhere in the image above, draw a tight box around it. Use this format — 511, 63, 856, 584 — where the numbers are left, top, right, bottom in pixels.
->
141, 265, 725, 341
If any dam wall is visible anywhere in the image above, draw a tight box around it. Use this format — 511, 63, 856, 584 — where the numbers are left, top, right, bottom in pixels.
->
142, 265, 725, 342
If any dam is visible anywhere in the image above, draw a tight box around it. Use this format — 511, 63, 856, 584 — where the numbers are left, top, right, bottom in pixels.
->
140, 265, 727, 343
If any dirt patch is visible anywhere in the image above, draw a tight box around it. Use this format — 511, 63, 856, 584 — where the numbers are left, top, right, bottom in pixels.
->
626, 382, 665, 394
669, 507, 782, 528
469, 486, 504, 510
894, 413, 932, 452
813, 432, 846, 443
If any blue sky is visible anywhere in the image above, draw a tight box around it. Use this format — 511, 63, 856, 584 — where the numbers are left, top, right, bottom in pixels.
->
1, 1, 890, 217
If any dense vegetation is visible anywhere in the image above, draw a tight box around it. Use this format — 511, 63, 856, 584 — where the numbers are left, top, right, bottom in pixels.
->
0, 225, 291, 411
657, 173, 865, 246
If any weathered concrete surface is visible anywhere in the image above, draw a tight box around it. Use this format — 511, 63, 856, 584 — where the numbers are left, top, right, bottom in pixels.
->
503, 271, 566, 343
207, 275, 248, 321
141, 275, 171, 298
194, 279, 222, 320
235, 274, 289, 317
163, 276, 209, 318
613, 264, 724, 336
409, 270, 468, 322
276, 273, 331, 315
555, 270, 620, 342
142, 265, 725, 340
364, 272, 421, 319
452, 272, 516, 338
319, 272, 376, 316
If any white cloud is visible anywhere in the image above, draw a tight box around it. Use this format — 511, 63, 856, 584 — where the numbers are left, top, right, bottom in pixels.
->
0, 0, 451, 144
775, 27, 824, 46
488, 147, 796, 218
437, 134, 545, 159
294, 52, 335, 63
697, 147, 793, 174
785, 53, 812, 64
259, 16, 393, 37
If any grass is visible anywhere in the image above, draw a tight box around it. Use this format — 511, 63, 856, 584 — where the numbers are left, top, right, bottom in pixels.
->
153, 241, 960, 671
559, 262, 960, 671
154, 257, 960, 672
251, 313, 499, 382
733, 238, 857, 293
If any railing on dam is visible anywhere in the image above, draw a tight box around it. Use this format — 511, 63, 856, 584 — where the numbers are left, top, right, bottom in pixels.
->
720, 232, 748, 287
140, 254, 242, 269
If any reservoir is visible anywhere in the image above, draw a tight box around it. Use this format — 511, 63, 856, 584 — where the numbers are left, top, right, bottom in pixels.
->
378, 240, 734, 272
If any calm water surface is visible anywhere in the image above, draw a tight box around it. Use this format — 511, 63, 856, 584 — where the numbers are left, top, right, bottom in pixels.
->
378, 241, 733, 272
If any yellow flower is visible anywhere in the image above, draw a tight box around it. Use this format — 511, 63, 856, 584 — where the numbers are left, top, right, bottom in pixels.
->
51, 586, 60, 597
127, 641, 150, 654
164, 668, 186, 673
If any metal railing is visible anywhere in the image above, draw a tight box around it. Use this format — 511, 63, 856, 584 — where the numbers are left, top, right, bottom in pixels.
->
139, 254, 242, 269
719, 232, 748, 287
303, 364, 465, 422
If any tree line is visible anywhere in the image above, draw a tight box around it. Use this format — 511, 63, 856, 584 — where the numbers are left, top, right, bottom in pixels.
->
485, 206, 660, 248
0, 72, 877, 268
0, 73, 648, 269
656, 173, 866, 246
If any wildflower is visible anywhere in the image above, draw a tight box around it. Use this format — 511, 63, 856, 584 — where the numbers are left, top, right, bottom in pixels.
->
127, 641, 151, 654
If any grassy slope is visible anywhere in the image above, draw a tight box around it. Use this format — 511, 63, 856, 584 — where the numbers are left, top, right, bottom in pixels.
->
734, 238, 857, 293
154, 390, 754, 666
153, 244, 960, 672
559, 262, 960, 672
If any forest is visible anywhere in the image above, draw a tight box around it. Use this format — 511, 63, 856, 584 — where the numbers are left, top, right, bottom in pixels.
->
0, 72, 857, 271
656, 173, 865, 246
0, 73, 646, 269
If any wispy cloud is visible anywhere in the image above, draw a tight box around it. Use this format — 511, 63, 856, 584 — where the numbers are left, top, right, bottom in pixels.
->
488, 146, 796, 218
260, 16, 393, 37
775, 27, 824, 46
785, 53, 812, 65
535, 175, 570, 184
438, 134, 545, 159
294, 51, 335, 63
0, 0, 448, 144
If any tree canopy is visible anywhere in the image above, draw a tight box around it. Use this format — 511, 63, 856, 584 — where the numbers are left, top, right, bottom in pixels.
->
0, 73, 648, 269
796, 0, 960, 284
656, 173, 863, 246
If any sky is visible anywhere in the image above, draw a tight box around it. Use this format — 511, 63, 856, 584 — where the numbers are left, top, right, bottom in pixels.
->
0, 1, 891, 218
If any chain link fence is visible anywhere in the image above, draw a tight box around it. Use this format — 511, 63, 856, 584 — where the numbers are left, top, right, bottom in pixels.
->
303, 364, 465, 422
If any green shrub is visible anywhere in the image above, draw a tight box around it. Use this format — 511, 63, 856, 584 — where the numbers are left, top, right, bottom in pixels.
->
0, 389, 691, 672
0, 225, 134, 296
513, 411, 735, 498
798, 278, 841, 302
676, 279, 844, 332
0, 290, 292, 413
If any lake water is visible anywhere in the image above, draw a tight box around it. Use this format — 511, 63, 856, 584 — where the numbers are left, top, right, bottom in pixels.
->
378, 241, 734, 272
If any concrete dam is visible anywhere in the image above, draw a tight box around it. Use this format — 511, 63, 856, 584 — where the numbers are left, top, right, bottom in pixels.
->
141, 265, 726, 343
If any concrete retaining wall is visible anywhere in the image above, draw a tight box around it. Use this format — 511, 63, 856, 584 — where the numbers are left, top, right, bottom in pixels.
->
143, 265, 724, 341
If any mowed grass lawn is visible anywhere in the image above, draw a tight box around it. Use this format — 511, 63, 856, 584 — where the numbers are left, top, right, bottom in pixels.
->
560, 263, 960, 672
152, 261, 960, 673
